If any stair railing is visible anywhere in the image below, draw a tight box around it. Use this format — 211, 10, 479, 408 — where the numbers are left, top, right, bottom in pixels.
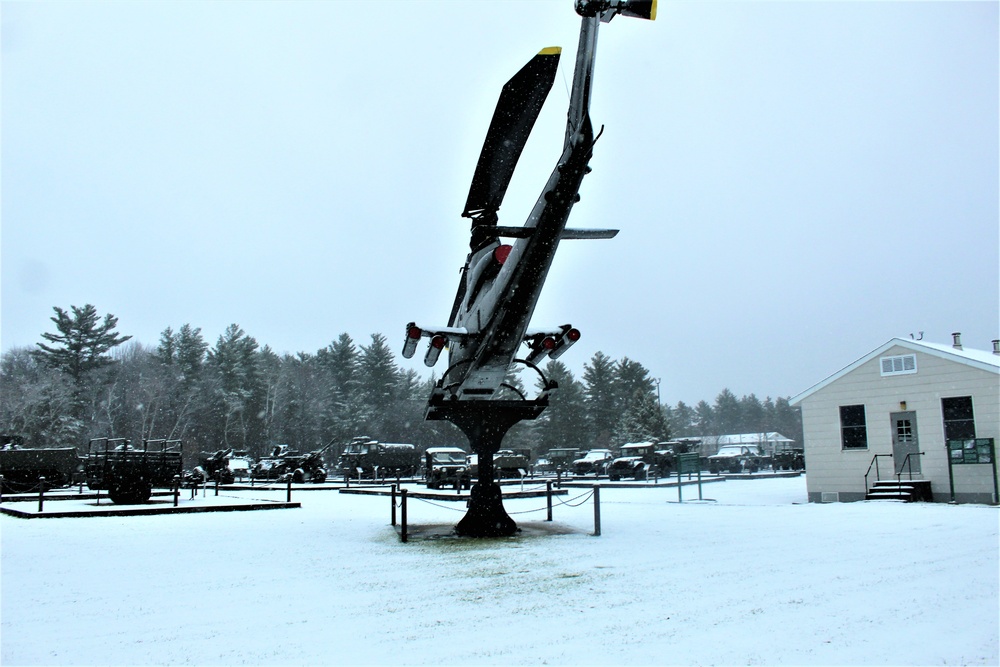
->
895, 451, 926, 488
864, 454, 893, 496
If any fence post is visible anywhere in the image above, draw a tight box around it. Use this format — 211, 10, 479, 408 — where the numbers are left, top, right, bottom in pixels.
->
173, 475, 180, 506
286, 476, 293, 502
401, 489, 408, 543
214, 478, 220, 497
593, 485, 601, 536
391, 484, 397, 526
38, 476, 46, 512
678, 468, 683, 503
546, 481, 553, 521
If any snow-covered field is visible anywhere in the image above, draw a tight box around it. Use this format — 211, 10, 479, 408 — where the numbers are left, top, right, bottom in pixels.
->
2, 476, 997, 666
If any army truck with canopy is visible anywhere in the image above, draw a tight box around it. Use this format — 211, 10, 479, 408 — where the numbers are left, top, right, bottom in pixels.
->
85, 438, 183, 504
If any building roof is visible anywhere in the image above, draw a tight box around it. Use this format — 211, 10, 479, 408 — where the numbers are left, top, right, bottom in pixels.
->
790, 337, 1000, 406
699, 433, 794, 445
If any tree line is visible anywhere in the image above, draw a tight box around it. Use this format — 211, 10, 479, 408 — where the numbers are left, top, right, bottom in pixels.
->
0, 304, 801, 462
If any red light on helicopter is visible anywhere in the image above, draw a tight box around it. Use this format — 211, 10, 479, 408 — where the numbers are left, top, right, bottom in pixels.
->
493, 244, 512, 264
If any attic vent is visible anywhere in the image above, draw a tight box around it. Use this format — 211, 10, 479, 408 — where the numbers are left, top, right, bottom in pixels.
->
880, 354, 917, 376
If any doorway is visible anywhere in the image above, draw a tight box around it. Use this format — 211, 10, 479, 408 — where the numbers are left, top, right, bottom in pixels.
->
890, 411, 921, 474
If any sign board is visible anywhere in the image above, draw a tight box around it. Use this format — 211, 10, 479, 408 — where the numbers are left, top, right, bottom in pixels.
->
677, 452, 700, 474
947, 439, 994, 465
946, 438, 998, 504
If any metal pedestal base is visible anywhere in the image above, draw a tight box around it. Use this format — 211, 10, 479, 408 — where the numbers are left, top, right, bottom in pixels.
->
426, 395, 546, 537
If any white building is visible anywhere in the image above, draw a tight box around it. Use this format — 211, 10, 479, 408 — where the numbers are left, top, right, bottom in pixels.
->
790, 334, 999, 504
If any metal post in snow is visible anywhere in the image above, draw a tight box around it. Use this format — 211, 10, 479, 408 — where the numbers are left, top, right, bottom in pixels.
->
592, 485, 601, 536
286, 476, 292, 503
38, 476, 46, 512
401, 489, 408, 543
546, 481, 553, 521
391, 484, 397, 526
214, 478, 220, 497
173, 475, 180, 507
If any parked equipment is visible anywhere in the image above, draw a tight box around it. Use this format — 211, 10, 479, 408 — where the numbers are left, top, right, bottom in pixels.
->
338, 437, 419, 480
0, 435, 82, 493
85, 438, 183, 504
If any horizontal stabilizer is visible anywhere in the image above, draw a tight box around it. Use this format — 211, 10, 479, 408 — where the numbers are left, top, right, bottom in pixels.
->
491, 225, 618, 240
462, 47, 562, 219
560, 228, 619, 240
579, 0, 657, 22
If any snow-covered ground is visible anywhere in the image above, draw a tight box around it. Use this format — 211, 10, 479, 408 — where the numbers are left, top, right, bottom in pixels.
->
2, 476, 997, 666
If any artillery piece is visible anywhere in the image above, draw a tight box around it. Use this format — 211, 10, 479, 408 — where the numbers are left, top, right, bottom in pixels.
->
184, 448, 235, 487
253, 442, 332, 483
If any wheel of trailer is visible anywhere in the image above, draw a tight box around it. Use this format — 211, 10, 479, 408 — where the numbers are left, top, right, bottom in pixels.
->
108, 480, 152, 504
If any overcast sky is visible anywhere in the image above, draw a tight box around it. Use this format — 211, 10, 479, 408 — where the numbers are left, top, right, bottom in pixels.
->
2, 1, 997, 407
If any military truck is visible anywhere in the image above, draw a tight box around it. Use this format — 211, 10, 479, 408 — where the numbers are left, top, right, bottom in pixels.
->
572, 449, 614, 476
85, 438, 183, 504
708, 444, 765, 474
545, 447, 582, 472
424, 447, 470, 489
771, 444, 805, 471
0, 435, 82, 493
338, 438, 420, 480
494, 449, 531, 479
607, 442, 669, 481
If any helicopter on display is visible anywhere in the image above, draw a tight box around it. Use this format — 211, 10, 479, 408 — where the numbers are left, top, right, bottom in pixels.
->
402, 0, 656, 402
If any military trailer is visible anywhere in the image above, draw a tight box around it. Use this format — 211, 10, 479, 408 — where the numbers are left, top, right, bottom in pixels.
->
0, 436, 82, 493
85, 438, 183, 504
424, 447, 470, 489
338, 438, 419, 479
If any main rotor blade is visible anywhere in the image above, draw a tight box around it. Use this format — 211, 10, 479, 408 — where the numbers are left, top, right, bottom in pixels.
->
462, 47, 561, 219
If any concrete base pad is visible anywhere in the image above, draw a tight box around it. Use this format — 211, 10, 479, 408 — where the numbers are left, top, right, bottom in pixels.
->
396, 520, 588, 542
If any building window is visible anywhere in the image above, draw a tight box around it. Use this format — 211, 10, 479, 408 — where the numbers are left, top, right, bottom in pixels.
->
840, 404, 868, 449
880, 354, 917, 376
942, 396, 975, 441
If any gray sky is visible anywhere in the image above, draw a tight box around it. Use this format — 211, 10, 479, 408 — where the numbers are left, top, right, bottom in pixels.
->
2, 0, 997, 407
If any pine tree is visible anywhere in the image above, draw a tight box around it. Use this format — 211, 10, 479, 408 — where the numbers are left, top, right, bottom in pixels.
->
33, 304, 132, 384
583, 351, 618, 448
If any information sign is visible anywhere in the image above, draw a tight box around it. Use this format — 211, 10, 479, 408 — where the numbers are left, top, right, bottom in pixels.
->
946, 438, 997, 504
947, 439, 994, 465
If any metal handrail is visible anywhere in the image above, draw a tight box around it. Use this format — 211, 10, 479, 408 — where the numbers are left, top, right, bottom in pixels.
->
864, 454, 893, 494
895, 451, 925, 487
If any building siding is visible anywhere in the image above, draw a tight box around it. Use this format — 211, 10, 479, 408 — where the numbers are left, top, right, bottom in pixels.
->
797, 344, 999, 504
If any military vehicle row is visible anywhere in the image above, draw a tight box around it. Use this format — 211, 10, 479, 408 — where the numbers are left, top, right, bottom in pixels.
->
338, 437, 420, 480
0, 435, 83, 494
84, 438, 184, 504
